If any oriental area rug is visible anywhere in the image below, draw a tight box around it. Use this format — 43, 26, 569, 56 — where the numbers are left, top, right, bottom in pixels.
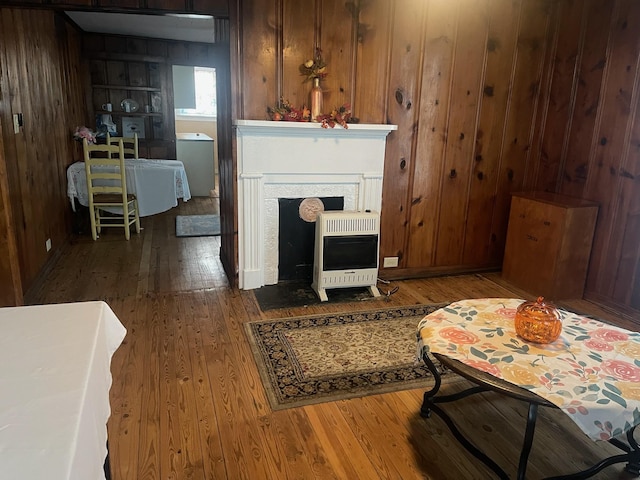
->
245, 303, 454, 410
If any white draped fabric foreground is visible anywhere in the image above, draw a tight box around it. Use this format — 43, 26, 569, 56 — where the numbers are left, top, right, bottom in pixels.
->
67, 158, 192, 217
0, 301, 126, 480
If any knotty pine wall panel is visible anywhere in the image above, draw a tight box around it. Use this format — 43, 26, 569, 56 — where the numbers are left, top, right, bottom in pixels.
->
379, 0, 426, 265
532, 0, 585, 194
0, 8, 88, 300
613, 83, 640, 304
353, 0, 392, 124
487, 0, 554, 264
239, 0, 279, 120
0, 122, 23, 306
407, 0, 456, 268
216, 47, 235, 284
582, 1, 640, 300
146, 0, 183, 10
586, 1, 640, 308
461, 0, 521, 267
433, 0, 489, 266
318, 0, 356, 112
282, 0, 316, 109
532, 0, 640, 314
559, 0, 614, 201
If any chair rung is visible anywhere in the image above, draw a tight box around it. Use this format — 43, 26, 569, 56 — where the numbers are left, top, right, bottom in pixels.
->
93, 194, 136, 203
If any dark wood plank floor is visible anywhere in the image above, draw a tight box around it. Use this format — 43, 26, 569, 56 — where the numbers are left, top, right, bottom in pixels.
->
26, 198, 638, 479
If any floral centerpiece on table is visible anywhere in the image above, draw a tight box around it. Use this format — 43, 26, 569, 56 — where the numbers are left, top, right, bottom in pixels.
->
73, 126, 96, 144
299, 48, 327, 82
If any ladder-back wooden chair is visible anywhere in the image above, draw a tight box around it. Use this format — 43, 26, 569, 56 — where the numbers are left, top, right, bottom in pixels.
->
82, 138, 141, 240
107, 132, 139, 158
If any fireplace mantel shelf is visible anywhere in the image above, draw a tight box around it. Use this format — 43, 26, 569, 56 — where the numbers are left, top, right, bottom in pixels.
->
235, 119, 397, 136
236, 119, 397, 290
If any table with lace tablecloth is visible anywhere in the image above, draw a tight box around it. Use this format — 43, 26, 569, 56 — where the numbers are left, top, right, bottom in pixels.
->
417, 298, 640, 479
67, 158, 192, 217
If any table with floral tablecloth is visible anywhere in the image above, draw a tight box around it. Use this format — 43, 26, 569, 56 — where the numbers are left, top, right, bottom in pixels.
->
417, 298, 640, 442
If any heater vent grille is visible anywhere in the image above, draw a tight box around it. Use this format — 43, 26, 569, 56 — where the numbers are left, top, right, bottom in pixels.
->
322, 212, 379, 235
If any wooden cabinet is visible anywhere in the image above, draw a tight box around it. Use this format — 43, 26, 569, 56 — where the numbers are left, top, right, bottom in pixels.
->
88, 53, 172, 157
92, 84, 163, 117
92, 82, 163, 143
502, 192, 599, 300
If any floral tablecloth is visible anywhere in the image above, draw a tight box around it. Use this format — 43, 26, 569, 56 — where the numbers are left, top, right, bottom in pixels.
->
417, 298, 640, 441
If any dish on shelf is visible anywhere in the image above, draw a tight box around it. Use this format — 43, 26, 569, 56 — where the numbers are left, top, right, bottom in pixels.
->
120, 98, 139, 113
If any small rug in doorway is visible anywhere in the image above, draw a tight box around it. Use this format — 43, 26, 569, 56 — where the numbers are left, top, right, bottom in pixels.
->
254, 280, 376, 311
175, 214, 220, 237
245, 303, 453, 410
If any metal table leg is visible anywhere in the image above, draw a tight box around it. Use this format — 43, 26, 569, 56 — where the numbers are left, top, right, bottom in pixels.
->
420, 352, 640, 480
544, 425, 640, 480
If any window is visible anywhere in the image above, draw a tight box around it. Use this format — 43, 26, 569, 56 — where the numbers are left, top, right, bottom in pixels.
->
175, 67, 217, 117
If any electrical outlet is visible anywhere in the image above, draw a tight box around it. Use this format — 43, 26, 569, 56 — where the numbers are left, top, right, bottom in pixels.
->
45, 238, 52, 252
383, 256, 399, 268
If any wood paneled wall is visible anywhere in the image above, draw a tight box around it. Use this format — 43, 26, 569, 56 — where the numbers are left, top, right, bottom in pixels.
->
532, 0, 640, 314
235, 1, 555, 268
0, 8, 88, 304
2, 0, 639, 314
0, 121, 22, 306
234, 0, 640, 315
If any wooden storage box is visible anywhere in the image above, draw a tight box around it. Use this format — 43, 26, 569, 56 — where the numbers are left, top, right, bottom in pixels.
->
502, 192, 598, 300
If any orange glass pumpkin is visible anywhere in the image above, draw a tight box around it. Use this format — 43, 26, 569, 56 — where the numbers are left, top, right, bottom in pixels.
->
514, 296, 562, 344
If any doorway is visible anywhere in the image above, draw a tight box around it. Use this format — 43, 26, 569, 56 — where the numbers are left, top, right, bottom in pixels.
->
173, 66, 219, 199
64, 10, 236, 285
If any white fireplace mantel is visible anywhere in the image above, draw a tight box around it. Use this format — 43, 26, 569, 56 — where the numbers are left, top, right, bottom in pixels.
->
235, 119, 397, 290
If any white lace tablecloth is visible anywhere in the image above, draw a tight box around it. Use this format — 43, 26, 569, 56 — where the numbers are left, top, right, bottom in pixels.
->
67, 158, 192, 217
0, 301, 126, 480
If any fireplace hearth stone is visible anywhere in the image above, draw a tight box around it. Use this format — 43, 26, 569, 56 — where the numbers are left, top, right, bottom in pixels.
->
254, 281, 376, 311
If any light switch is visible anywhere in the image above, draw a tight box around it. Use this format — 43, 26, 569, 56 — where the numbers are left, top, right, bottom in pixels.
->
12, 114, 20, 134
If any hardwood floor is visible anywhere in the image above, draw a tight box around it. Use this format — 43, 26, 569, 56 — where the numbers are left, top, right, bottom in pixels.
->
27, 198, 638, 479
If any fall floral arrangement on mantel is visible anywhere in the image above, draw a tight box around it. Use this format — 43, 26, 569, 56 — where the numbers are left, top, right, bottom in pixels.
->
266, 48, 358, 128
267, 99, 355, 128
299, 48, 327, 82
317, 104, 354, 129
